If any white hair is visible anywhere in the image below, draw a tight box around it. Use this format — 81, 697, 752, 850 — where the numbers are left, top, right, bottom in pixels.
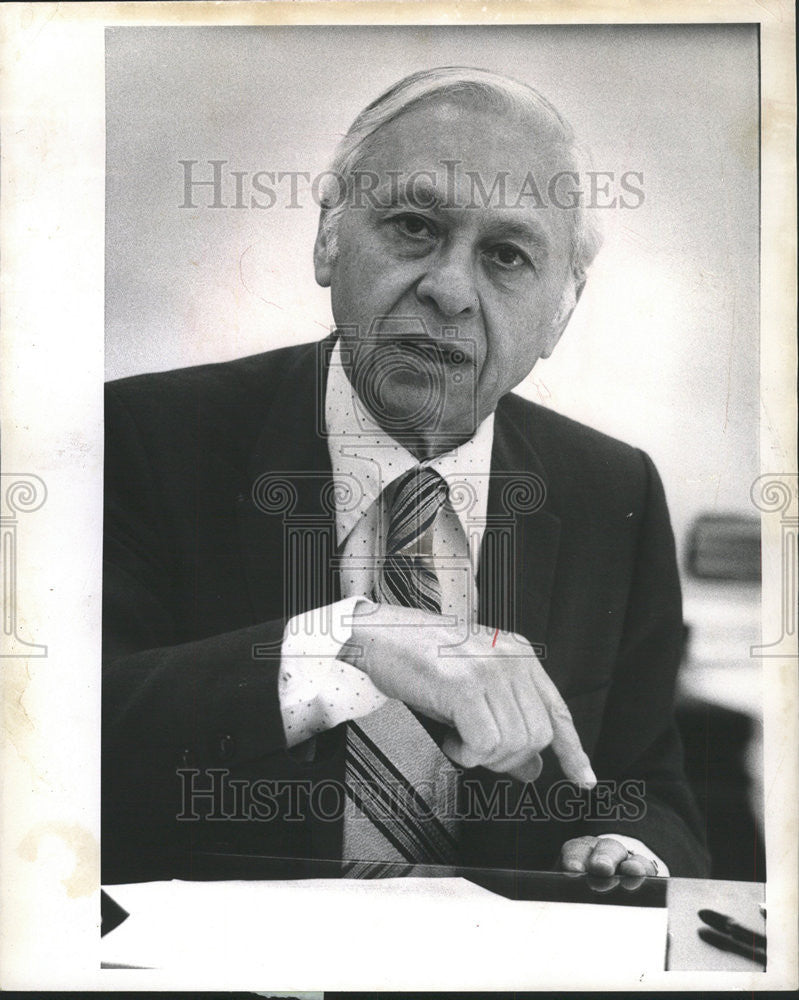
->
319, 66, 603, 289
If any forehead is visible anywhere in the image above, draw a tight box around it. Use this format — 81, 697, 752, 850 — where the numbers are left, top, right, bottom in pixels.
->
354, 97, 575, 245
359, 95, 573, 177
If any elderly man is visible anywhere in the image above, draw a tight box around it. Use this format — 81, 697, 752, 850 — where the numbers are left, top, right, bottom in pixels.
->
102, 67, 709, 883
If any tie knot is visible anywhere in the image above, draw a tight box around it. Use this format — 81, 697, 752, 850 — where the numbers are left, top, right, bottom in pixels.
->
387, 466, 449, 553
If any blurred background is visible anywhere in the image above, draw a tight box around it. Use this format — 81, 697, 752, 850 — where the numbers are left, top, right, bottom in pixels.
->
106, 24, 762, 879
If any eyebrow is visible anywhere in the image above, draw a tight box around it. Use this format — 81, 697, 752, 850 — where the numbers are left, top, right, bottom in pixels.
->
378, 176, 446, 211
483, 219, 551, 254
373, 176, 553, 258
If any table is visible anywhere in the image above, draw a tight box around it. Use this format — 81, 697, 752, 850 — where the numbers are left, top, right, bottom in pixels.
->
101, 864, 766, 977
666, 876, 765, 971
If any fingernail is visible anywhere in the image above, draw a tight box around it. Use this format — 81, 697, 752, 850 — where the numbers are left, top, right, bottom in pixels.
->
581, 766, 597, 789
592, 857, 614, 875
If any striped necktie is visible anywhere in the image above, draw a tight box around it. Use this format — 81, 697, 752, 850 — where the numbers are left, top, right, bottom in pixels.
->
342, 466, 460, 874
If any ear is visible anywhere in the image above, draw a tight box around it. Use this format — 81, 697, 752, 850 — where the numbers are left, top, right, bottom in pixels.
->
313, 213, 333, 288
541, 277, 583, 358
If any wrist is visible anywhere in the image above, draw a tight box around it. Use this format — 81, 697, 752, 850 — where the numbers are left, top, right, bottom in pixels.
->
336, 596, 377, 673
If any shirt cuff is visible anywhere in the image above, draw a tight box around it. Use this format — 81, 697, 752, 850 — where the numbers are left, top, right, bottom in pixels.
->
596, 834, 670, 877
279, 596, 388, 746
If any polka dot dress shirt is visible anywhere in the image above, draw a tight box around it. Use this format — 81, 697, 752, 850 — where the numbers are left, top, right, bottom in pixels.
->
278, 338, 494, 746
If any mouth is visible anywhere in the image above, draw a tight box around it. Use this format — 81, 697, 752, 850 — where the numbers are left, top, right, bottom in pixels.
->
383, 336, 475, 370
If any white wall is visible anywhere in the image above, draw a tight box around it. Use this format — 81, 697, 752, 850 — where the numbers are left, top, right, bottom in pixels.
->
105, 24, 759, 553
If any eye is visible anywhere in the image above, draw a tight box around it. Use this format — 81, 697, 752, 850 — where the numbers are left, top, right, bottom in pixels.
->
392, 214, 436, 240
484, 244, 530, 270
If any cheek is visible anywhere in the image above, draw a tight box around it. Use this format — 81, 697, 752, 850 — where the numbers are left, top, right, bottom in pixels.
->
478, 308, 550, 398
332, 243, 413, 317
483, 307, 540, 368
330, 252, 378, 323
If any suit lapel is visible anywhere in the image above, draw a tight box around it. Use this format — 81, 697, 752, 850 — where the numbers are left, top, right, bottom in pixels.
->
236, 338, 340, 626
478, 399, 561, 658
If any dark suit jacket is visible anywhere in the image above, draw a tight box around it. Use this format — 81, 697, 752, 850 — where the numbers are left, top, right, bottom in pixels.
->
102, 336, 709, 883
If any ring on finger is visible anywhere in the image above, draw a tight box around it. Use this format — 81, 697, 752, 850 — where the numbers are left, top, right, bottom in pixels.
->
625, 850, 658, 875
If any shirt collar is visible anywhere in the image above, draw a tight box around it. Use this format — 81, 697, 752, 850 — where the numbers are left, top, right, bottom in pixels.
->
325, 338, 495, 548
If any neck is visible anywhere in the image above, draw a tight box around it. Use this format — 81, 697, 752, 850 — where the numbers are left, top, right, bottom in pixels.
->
397, 428, 471, 462
338, 349, 482, 460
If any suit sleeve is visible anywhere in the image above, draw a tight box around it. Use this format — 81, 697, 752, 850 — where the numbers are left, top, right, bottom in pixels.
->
579, 450, 710, 877
102, 382, 290, 764
102, 382, 296, 877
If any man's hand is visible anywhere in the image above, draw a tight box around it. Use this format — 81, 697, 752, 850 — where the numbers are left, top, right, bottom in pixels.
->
338, 600, 596, 788
557, 836, 659, 877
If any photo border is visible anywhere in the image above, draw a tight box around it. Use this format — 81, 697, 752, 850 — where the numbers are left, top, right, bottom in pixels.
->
0, 0, 795, 991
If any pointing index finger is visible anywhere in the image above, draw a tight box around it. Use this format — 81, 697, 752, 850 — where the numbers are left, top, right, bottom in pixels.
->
530, 660, 597, 788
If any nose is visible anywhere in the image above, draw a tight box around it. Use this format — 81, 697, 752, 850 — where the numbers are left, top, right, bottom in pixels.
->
415, 247, 479, 319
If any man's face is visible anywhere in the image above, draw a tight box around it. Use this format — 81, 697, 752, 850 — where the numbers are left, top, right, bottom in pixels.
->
315, 97, 577, 454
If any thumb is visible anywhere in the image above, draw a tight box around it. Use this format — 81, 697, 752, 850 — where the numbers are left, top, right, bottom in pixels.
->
441, 733, 483, 769
507, 751, 544, 783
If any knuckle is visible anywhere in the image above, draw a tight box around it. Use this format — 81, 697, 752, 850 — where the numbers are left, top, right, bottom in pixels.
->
454, 717, 495, 759
468, 732, 494, 756
499, 735, 525, 760
551, 700, 575, 725
529, 714, 553, 750
507, 660, 531, 685
512, 731, 530, 754
460, 674, 484, 703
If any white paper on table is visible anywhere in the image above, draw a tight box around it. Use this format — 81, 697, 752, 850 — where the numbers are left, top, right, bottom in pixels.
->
101, 877, 668, 989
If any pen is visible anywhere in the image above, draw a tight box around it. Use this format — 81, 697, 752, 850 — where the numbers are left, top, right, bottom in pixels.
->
698, 927, 766, 967
698, 908, 767, 951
